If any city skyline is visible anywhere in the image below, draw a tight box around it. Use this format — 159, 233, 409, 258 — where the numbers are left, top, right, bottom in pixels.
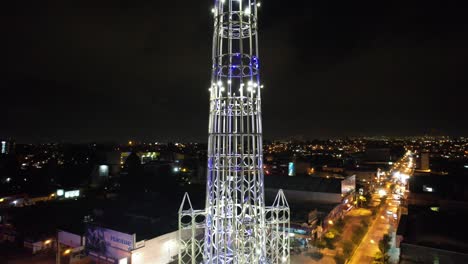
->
2, 0, 467, 142
1, 1, 468, 263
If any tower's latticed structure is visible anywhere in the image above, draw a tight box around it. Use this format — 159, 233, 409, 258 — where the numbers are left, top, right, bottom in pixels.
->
179, 1, 290, 263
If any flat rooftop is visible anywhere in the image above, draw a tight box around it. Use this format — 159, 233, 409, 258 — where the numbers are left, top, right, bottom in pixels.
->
265, 176, 342, 193
399, 205, 468, 254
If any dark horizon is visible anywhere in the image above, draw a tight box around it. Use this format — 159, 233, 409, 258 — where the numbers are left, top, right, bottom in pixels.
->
2, 0, 467, 142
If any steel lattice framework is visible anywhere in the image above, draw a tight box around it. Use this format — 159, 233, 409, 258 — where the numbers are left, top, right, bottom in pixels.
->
179, 1, 290, 263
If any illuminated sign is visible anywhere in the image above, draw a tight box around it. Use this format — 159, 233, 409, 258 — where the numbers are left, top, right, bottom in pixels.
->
140, 152, 159, 164
288, 162, 295, 176
99, 165, 109, 177
1, 141, 6, 154
342, 175, 356, 194
65, 190, 80, 198
423, 185, 434, 193
57, 189, 64, 196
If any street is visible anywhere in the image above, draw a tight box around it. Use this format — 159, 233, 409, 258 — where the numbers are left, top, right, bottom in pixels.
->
348, 196, 399, 264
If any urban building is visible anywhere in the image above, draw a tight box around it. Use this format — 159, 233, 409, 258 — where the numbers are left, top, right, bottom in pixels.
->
397, 173, 468, 263
418, 152, 430, 172
264, 175, 355, 204
56, 223, 180, 264
397, 206, 468, 264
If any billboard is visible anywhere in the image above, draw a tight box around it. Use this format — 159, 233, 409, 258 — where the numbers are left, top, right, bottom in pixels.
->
341, 175, 356, 194
85, 225, 135, 260
288, 162, 295, 176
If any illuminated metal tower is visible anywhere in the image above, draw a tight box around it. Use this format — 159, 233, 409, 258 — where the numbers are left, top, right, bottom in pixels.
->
179, 1, 290, 263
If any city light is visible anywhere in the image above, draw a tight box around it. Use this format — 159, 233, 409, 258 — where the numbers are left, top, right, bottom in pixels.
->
3, 0, 468, 262
378, 189, 387, 197
64, 190, 80, 198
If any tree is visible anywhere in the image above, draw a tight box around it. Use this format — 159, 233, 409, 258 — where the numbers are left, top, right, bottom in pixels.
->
121, 152, 144, 193
373, 251, 390, 264
379, 195, 387, 207
335, 217, 345, 232
379, 234, 391, 254
342, 240, 354, 257
334, 254, 346, 264
375, 234, 391, 263
315, 239, 326, 249
364, 192, 372, 207
290, 239, 302, 248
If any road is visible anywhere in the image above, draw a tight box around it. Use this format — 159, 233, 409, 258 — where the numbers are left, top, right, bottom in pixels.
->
293, 151, 414, 264
348, 197, 399, 264
349, 149, 413, 264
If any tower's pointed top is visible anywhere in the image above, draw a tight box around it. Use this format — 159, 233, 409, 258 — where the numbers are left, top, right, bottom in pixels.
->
272, 189, 289, 208
179, 192, 194, 213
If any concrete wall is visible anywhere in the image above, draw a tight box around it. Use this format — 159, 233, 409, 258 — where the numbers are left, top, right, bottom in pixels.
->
420, 153, 430, 171
58, 230, 83, 248
346, 170, 375, 183
131, 231, 179, 264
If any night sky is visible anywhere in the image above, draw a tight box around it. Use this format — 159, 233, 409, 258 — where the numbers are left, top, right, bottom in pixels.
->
1, 0, 467, 142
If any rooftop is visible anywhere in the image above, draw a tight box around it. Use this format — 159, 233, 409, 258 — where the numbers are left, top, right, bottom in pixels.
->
265, 176, 342, 193
399, 205, 468, 254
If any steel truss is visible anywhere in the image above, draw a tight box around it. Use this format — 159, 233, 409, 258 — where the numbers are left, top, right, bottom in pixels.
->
179, 1, 290, 263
